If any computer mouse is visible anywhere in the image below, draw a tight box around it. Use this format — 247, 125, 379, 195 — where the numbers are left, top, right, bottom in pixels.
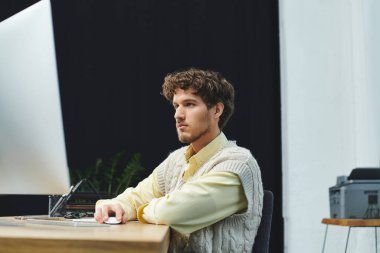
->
104, 217, 121, 225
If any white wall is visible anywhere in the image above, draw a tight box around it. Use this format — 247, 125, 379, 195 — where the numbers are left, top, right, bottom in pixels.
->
280, 0, 380, 252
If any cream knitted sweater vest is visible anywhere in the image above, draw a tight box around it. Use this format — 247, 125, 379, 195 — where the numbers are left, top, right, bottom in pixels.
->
156, 141, 263, 253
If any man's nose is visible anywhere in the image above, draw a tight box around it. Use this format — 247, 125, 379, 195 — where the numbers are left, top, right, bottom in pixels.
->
174, 106, 185, 121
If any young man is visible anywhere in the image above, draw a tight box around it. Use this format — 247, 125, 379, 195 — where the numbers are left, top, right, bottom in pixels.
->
95, 68, 263, 252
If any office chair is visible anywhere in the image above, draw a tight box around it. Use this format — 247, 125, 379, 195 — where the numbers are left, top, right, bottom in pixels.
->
252, 190, 274, 253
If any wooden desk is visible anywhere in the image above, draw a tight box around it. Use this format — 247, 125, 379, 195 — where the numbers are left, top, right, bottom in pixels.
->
0, 217, 169, 253
321, 218, 380, 253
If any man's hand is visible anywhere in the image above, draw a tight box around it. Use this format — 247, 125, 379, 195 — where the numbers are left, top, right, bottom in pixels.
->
94, 202, 128, 224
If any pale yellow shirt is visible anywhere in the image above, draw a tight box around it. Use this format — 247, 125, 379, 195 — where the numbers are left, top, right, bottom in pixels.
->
97, 133, 247, 234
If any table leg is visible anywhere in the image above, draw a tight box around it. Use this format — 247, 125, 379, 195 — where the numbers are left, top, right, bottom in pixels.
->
375, 227, 378, 253
344, 227, 351, 253
322, 225, 328, 253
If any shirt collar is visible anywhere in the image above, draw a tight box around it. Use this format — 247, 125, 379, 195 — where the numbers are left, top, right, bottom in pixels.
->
183, 132, 228, 176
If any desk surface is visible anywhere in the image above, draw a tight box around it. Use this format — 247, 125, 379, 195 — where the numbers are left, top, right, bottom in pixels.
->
0, 217, 169, 253
322, 218, 380, 227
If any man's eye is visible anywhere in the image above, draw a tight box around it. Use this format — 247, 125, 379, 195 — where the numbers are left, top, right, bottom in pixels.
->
186, 103, 195, 107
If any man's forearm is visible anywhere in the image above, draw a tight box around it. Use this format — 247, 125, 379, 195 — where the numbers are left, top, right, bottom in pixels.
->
137, 171, 247, 234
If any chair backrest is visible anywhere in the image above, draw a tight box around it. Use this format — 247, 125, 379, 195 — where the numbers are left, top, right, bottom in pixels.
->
252, 190, 274, 253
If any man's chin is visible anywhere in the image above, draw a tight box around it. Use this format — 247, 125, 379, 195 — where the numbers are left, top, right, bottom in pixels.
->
177, 134, 192, 144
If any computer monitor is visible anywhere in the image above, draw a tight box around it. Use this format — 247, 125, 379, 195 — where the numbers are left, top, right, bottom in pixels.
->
0, 0, 70, 195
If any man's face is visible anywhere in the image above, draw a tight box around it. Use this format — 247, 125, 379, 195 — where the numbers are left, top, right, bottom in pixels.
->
172, 88, 218, 150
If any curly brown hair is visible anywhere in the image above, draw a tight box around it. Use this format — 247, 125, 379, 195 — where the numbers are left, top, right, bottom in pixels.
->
161, 68, 235, 130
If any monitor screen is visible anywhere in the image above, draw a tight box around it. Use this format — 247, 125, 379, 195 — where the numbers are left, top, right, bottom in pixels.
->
0, 0, 70, 195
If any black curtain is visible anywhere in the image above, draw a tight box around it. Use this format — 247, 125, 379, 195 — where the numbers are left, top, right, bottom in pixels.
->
0, 1, 282, 252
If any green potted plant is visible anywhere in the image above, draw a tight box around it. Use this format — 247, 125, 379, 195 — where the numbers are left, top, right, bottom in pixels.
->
70, 151, 145, 198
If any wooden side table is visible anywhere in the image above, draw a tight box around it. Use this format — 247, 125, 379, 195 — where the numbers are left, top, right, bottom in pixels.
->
322, 218, 380, 253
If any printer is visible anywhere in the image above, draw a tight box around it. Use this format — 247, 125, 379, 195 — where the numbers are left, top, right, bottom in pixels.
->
329, 168, 380, 219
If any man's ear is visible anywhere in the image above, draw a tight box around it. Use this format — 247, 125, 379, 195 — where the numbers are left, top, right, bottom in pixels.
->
214, 102, 224, 118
